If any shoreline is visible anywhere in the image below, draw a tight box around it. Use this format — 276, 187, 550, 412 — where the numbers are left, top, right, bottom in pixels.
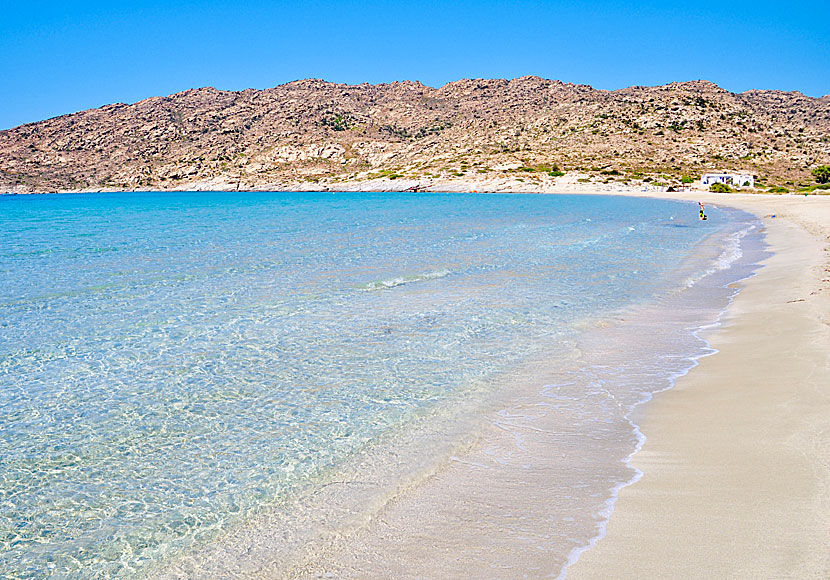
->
264, 189, 828, 579
284, 206, 765, 580
564, 192, 830, 578
148, 195, 753, 580
144, 193, 765, 579
275, 198, 782, 580
5, 188, 827, 577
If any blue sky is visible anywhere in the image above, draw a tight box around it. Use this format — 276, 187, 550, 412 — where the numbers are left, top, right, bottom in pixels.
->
1, 0, 828, 130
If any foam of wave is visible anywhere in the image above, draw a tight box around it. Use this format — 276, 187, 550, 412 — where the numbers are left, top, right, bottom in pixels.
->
683, 224, 756, 288
359, 269, 452, 291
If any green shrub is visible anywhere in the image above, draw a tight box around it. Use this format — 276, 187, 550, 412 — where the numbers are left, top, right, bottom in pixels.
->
548, 171, 565, 177
322, 113, 354, 131
767, 186, 789, 193
709, 182, 732, 193
812, 165, 830, 184
533, 163, 559, 172
796, 183, 830, 193
680, 175, 694, 184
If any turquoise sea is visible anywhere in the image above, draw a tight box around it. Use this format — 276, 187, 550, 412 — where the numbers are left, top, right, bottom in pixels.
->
0, 192, 762, 578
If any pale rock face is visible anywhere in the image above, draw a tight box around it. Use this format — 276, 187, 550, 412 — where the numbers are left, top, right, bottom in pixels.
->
274, 146, 308, 163
315, 144, 345, 159
273, 144, 345, 162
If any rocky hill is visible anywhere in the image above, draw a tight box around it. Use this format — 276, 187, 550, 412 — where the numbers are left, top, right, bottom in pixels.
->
1, 77, 828, 193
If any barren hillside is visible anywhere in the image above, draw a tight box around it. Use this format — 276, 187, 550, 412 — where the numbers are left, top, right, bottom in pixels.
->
1, 77, 828, 193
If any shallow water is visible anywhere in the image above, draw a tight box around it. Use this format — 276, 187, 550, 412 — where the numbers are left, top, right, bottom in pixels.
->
0, 192, 760, 578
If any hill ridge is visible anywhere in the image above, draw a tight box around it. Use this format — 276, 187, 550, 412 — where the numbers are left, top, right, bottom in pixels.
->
1, 77, 828, 192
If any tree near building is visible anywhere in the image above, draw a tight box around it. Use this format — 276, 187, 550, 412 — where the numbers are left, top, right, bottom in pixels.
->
813, 165, 830, 184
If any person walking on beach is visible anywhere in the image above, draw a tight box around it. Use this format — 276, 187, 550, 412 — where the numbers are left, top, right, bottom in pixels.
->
699, 202, 707, 221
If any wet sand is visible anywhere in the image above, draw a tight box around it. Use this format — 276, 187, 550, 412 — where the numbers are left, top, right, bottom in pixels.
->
566, 192, 830, 579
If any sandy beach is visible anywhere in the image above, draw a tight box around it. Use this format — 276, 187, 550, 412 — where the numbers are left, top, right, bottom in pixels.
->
283, 189, 830, 579
2, 0, 826, 574
565, 191, 830, 579
6, 187, 827, 580
270, 189, 830, 579
234, 189, 828, 580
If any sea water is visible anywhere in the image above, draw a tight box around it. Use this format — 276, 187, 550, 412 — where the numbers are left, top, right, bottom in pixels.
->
0, 192, 763, 578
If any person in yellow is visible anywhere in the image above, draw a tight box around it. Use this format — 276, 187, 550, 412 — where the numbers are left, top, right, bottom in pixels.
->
699, 202, 707, 220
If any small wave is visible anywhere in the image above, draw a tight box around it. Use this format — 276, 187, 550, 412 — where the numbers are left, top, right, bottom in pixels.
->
683, 225, 755, 288
359, 269, 453, 291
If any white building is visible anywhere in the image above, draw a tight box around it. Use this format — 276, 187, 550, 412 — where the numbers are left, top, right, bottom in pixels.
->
702, 172, 755, 188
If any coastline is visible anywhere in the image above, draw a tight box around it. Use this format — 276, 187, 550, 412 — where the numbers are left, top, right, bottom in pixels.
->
5, 187, 827, 577
139, 192, 767, 579
269, 189, 829, 579
148, 193, 748, 580
564, 192, 830, 578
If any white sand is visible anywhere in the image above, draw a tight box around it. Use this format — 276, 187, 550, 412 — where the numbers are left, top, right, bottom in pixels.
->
564, 192, 830, 579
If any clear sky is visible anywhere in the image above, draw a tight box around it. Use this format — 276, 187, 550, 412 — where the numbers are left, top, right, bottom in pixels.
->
1, 0, 828, 130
